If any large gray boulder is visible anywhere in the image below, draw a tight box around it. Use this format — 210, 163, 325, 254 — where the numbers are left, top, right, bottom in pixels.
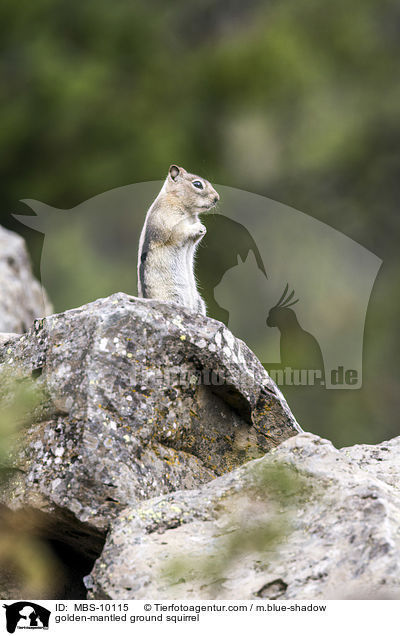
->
0, 293, 300, 537
0, 225, 52, 333
85, 433, 400, 600
2, 291, 399, 601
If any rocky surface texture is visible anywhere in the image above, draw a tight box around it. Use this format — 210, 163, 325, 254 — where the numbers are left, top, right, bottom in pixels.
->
86, 433, 400, 600
1, 230, 398, 600
0, 293, 300, 538
0, 225, 52, 334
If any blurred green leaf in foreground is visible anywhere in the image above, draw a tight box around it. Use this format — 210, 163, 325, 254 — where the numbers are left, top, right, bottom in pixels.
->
0, 371, 57, 598
163, 461, 311, 596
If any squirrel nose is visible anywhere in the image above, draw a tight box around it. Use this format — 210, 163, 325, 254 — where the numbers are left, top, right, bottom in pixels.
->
214, 194, 220, 203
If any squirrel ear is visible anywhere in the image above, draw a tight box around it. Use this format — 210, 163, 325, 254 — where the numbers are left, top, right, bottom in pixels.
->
169, 165, 180, 180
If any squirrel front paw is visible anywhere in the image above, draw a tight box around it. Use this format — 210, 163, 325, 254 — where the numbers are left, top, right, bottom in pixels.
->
193, 223, 206, 239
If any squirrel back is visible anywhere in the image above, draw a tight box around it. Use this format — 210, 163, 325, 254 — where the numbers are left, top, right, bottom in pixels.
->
137, 165, 219, 315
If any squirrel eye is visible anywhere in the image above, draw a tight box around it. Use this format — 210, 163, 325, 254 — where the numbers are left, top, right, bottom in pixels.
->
192, 180, 204, 190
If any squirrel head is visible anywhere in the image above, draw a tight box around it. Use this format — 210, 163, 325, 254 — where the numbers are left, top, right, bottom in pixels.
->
165, 165, 220, 213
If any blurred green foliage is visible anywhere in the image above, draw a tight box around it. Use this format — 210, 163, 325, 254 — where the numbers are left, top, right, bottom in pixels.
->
0, 0, 399, 445
162, 462, 310, 596
0, 372, 58, 598
0, 371, 41, 480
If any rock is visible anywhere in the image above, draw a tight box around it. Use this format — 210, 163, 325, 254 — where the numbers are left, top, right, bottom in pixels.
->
85, 433, 400, 600
2, 291, 399, 601
0, 225, 52, 333
341, 436, 400, 491
0, 333, 20, 346
0, 293, 300, 541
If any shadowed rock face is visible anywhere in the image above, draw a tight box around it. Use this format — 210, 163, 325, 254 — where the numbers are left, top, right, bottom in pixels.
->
85, 433, 400, 600
0, 226, 52, 334
0, 293, 301, 536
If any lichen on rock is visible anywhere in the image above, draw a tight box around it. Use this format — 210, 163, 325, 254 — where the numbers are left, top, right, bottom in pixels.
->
0, 293, 301, 542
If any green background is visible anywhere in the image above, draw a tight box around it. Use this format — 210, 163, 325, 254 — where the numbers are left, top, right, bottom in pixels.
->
1, 0, 399, 446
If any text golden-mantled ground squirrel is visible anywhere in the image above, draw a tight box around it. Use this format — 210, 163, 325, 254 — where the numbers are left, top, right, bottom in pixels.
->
137, 165, 220, 315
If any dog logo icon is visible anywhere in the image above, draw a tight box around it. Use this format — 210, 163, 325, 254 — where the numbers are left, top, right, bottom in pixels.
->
3, 602, 50, 633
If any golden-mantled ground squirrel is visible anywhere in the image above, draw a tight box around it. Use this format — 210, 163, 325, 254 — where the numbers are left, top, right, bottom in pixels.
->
137, 165, 220, 315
